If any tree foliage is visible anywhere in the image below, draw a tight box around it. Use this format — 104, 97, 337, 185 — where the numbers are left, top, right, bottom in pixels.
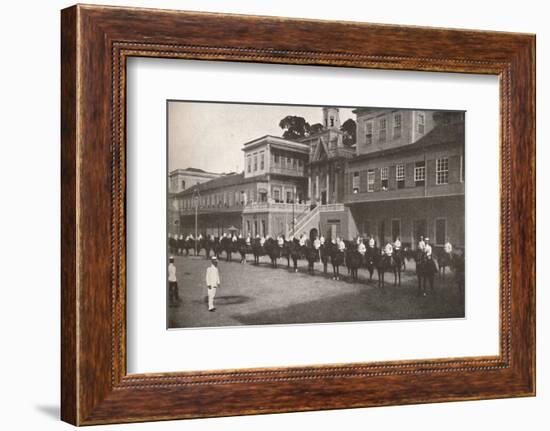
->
341, 118, 357, 147
279, 116, 311, 140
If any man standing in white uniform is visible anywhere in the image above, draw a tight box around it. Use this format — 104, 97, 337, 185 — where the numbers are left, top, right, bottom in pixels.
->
205, 256, 221, 312
168, 256, 180, 306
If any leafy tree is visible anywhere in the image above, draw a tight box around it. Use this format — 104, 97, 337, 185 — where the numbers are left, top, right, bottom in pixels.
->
279, 115, 311, 140
341, 118, 357, 147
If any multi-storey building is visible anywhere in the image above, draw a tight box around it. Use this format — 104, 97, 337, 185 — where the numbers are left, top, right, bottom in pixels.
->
168, 168, 221, 193
345, 109, 465, 250
171, 135, 310, 237
168, 106, 465, 250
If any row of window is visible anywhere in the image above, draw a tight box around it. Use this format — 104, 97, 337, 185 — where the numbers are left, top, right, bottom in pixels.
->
364, 112, 424, 145
246, 151, 305, 174
180, 185, 301, 209
351, 156, 462, 194
273, 152, 304, 170
359, 218, 450, 246
181, 189, 255, 210
246, 151, 265, 173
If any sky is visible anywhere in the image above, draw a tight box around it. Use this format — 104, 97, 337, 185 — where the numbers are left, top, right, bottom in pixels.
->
168, 102, 355, 173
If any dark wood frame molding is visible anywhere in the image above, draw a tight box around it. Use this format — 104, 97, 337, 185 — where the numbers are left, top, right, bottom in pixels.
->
61, 4, 535, 425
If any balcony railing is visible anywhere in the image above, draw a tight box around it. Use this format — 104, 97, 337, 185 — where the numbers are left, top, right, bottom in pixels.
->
243, 202, 310, 213
319, 203, 345, 212
269, 166, 305, 176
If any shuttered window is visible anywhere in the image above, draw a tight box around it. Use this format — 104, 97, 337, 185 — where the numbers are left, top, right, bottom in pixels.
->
436, 157, 449, 185
396, 163, 405, 189
367, 169, 375, 192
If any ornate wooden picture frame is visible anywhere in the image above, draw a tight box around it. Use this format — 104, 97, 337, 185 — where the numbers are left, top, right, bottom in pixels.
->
61, 4, 535, 425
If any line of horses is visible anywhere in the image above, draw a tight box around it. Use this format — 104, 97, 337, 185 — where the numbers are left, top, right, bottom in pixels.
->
169, 235, 465, 295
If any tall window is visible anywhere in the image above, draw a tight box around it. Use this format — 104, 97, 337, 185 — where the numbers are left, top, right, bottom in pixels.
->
365, 121, 373, 145
435, 219, 447, 245
273, 189, 280, 202
274, 153, 279, 164
181, 180, 186, 190
379, 118, 387, 142
367, 169, 375, 192
436, 157, 449, 185
396, 163, 405, 189
330, 117, 334, 127
381, 167, 389, 190
417, 112, 425, 134
393, 113, 402, 138
391, 219, 401, 241
414, 161, 425, 186
246, 220, 251, 235
260, 152, 265, 170
352, 172, 359, 193
247, 155, 251, 173
253, 154, 258, 171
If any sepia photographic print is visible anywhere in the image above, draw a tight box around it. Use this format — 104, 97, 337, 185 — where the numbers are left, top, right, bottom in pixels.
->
167, 101, 465, 329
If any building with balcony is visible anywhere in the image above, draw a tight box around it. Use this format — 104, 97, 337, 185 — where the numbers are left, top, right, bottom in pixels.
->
168, 106, 465, 248
170, 135, 310, 237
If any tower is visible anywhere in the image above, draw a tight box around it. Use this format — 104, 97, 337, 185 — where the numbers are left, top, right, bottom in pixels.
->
322, 107, 341, 130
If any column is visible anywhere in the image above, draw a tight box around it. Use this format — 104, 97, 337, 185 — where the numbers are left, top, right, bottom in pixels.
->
282, 185, 285, 203
326, 172, 330, 204
334, 171, 338, 202
308, 176, 312, 201
267, 175, 271, 203
316, 175, 319, 201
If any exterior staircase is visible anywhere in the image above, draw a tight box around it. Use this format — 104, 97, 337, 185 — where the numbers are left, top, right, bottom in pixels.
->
286, 205, 321, 238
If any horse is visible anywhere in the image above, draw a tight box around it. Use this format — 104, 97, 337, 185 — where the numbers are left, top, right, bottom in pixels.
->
183, 237, 195, 256
199, 236, 213, 259
415, 250, 438, 295
330, 243, 345, 281
437, 249, 454, 278
220, 236, 237, 262
346, 248, 363, 283
237, 238, 252, 264
287, 239, 302, 272
375, 252, 401, 288
251, 238, 266, 265
266, 238, 283, 268
304, 242, 319, 275
364, 245, 379, 281
451, 252, 465, 300
319, 242, 331, 275
168, 235, 177, 255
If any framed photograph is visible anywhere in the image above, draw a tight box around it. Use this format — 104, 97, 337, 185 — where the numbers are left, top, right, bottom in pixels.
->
61, 4, 536, 425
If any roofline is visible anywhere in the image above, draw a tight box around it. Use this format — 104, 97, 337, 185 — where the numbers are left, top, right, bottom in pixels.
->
175, 173, 265, 197
348, 136, 463, 164
241, 135, 309, 151
169, 168, 222, 178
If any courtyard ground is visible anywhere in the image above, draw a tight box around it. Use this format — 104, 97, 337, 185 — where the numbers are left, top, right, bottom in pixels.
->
167, 253, 465, 329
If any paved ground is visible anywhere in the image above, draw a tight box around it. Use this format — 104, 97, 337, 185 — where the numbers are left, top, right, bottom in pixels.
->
167, 253, 465, 329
